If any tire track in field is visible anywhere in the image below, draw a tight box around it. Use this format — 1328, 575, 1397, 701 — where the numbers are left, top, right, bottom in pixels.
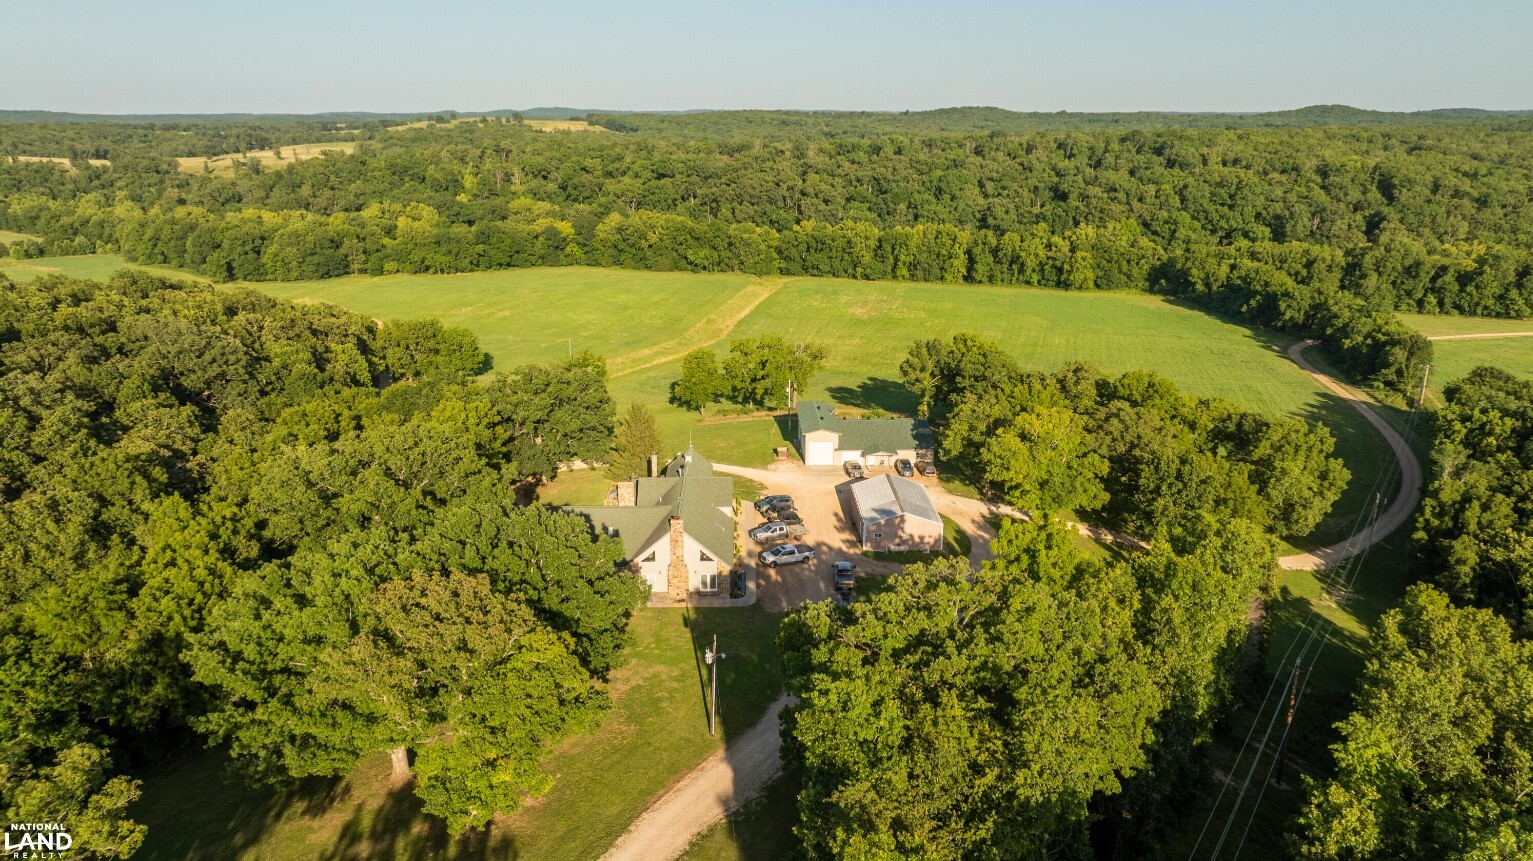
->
607, 277, 792, 378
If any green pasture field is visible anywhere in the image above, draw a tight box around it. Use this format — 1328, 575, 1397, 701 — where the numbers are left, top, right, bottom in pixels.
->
0, 253, 209, 284
3, 257, 1395, 549
1429, 338, 1533, 388
131, 606, 784, 861
0, 229, 42, 244
1398, 311, 1533, 391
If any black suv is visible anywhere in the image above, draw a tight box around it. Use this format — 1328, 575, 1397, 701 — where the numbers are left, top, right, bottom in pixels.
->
895, 459, 915, 477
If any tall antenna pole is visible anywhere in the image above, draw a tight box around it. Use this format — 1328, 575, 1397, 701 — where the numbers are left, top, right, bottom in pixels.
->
1418, 363, 1432, 410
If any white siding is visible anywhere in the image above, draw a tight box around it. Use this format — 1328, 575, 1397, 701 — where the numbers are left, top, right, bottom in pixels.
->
805, 438, 836, 466
634, 535, 670, 593
683, 534, 724, 592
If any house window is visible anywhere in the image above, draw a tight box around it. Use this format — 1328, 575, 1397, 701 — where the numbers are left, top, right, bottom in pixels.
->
873, 532, 883, 539
700, 571, 718, 592
641, 551, 657, 563
699, 550, 713, 562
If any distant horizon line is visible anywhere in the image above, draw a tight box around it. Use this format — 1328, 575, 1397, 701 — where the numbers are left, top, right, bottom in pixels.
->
3, 103, 1533, 121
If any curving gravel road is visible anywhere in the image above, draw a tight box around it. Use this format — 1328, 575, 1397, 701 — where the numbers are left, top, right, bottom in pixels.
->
1275, 340, 1422, 570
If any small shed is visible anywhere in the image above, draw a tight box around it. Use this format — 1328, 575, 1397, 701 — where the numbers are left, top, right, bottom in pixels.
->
849, 474, 943, 553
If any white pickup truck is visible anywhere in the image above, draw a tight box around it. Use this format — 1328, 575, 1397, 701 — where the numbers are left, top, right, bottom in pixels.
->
749, 520, 807, 543
760, 544, 816, 567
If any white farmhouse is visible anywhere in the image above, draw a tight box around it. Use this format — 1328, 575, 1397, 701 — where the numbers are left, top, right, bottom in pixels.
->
567, 447, 736, 602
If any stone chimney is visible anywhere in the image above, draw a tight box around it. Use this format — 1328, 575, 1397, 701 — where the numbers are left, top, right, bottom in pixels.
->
666, 516, 689, 604
649, 452, 659, 478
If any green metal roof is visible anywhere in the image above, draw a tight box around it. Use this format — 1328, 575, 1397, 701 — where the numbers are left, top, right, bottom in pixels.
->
796, 400, 934, 455
567, 446, 736, 565
564, 505, 671, 560
797, 400, 839, 435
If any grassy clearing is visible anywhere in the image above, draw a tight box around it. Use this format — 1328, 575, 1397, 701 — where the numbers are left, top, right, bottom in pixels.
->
533, 468, 614, 506
5, 256, 1404, 543
1425, 338, 1533, 390
175, 141, 360, 174
0, 229, 42, 244
0, 253, 208, 284
526, 119, 607, 133
6, 155, 110, 169
1398, 311, 1533, 393
1399, 311, 1533, 338
132, 606, 784, 861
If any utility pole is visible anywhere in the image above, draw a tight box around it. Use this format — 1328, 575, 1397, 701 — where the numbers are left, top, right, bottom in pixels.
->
1418, 363, 1432, 410
1275, 660, 1301, 785
705, 634, 725, 737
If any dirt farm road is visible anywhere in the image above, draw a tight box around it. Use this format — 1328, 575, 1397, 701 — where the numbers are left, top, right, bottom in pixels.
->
1275, 340, 1422, 571
597, 694, 794, 861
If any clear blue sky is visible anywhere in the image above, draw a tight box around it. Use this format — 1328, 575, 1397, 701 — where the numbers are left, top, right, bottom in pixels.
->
5, 0, 1529, 114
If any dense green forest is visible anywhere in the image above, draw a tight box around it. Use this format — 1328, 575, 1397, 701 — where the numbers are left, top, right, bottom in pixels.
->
5, 113, 1533, 391
0, 271, 646, 854
1413, 367, 1533, 631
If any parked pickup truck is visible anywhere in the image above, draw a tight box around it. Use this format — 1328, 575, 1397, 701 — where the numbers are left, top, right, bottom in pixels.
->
749, 520, 807, 543
832, 561, 857, 591
760, 544, 816, 567
754, 496, 794, 517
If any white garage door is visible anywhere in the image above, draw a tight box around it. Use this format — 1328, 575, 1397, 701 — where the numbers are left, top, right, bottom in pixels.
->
805, 439, 835, 466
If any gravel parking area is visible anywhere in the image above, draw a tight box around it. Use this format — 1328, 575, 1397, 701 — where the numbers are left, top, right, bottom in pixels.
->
723, 463, 923, 611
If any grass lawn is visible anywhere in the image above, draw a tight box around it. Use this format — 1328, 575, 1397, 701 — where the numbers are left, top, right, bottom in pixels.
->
533, 468, 614, 506
0, 229, 41, 244
131, 606, 784, 861
0, 253, 207, 284
1424, 338, 1533, 390
1397, 311, 1533, 394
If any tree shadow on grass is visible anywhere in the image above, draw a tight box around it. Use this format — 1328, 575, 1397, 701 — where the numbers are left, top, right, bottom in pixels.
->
131, 746, 518, 861
824, 377, 919, 414
682, 607, 785, 745
318, 780, 518, 861
131, 748, 350, 860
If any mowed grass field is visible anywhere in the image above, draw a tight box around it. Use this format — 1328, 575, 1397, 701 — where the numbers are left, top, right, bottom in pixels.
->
0, 253, 209, 284
3, 257, 1393, 548
0, 229, 42, 244
1398, 312, 1533, 392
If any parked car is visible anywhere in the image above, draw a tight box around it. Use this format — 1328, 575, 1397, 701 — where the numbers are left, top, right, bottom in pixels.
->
916, 460, 937, 477
774, 510, 804, 527
754, 495, 794, 517
749, 520, 806, 543
832, 561, 857, 591
760, 544, 816, 567
844, 460, 865, 478
895, 459, 915, 477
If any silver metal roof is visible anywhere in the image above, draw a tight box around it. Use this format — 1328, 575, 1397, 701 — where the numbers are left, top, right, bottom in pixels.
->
849, 474, 941, 526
